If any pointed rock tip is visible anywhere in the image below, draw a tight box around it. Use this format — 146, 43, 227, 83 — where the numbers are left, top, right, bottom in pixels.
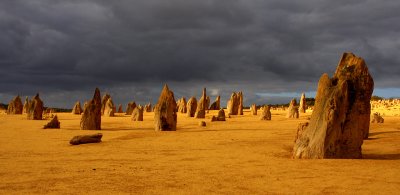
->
33, 93, 40, 99
163, 84, 169, 90
93, 88, 101, 99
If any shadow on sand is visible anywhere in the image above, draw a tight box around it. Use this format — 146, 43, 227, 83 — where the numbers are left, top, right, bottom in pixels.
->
368, 130, 400, 137
363, 153, 400, 160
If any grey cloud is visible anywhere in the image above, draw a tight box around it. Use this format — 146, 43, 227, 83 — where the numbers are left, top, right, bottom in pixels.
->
0, 0, 399, 107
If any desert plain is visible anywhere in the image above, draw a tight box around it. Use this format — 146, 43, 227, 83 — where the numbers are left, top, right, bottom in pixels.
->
0, 107, 399, 194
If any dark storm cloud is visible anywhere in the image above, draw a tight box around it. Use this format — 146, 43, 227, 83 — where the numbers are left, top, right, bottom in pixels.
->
0, 0, 399, 107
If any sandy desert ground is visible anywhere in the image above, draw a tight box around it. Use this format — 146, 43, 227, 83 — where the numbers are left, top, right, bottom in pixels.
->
0, 109, 399, 194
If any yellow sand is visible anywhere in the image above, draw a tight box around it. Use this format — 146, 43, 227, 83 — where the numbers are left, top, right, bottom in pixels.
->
0, 109, 399, 194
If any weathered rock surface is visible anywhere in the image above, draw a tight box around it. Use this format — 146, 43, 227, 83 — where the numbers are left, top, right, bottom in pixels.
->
177, 97, 187, 113
250, 104, 257, 115
287, 99, 299, 119
131, 105, 144, 121
43, 115, 60, 129
217, 108, 226, 121
227, 91, 243, 115
7, 95, 23, 115
72, 101, 83, 115
371, 112, 384, 123
292, 53, 374, 159
206, 96, 210, 111
27, 94, 44, 120
260, 105, 271, 121
100, 94, 111, 115
299, 93, 307, 113
186, 97, 197, 117
70, 133, 103, 145
294, 122, 309, 142
195, 88, 207, 118
23, 96, 29, 114
103, 98, 115, 117
209, 96, 220, 110
238, 92, 243, 115
125, 102, 137, 115
154, 84, 177, 131
80, 88, 102, 130
211, 108, 226, 122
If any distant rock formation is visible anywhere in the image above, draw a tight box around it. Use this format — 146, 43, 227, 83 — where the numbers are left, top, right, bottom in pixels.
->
131, 105, 144, 121
23, 96, 29, 114
206, 96, 210, 111
7, 95, 23, 115
299, 93, 307, 113
238, 92, 243, 115
80, 88, 102, 130
125, 102, 137, 115
211, 108, 226, 122
227, 91, 243, 115
100, 93, 111, 115
260, 105, 271, 120
371, 112, 384, 123
186, 97, 197, 117
144, 103, 152, 112
293, 53, 374, 159
27, 94, 44, 120
177, 97, 187, 113
250, 104, 257, 115
117, 104, 123, 113
43, 115, 60, 129
286, 99, 299, 118
195, 88, 207, 118
43, 108, 55, 119
70, 133, 103, 145
209, 96, 220, 110
154, 84, 177, 131
72, 101, 83, 115
103, 98, 115, 117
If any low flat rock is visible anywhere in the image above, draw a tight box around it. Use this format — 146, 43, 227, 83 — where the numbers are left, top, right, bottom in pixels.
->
70, 133, 103, 145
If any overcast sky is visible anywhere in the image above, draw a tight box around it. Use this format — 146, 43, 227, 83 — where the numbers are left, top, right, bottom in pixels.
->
1, 0, 399, 108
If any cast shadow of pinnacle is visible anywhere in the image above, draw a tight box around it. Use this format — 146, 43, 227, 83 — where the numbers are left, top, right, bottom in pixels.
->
363, 130, 400, 160
362, 153, 400, 160
62, 127, 153, 131
368, 130, 400, 137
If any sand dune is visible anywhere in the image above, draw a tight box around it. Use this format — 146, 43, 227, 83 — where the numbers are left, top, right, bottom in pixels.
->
0, 109, 399, 194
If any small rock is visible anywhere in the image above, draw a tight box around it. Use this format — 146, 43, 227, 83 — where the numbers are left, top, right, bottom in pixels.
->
70, 133, 103, 145
211, 109, 226, 122
43, 115, 60, 129
199, 121, 206, 127
371, 112, 384, 123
